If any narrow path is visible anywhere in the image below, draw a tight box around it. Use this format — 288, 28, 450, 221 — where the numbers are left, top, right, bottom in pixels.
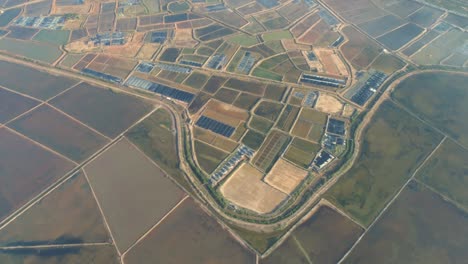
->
337, 136, 447, 263
0, 242, 111, 250
292, 235, 313, 264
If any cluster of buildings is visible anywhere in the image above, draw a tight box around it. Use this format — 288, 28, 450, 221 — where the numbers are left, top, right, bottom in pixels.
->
208, 145, 254, 186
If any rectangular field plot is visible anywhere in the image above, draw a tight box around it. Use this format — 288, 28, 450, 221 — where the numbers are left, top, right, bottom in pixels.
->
0, 128, 75, 222
0, 38, 63, 64
84, 138, 186, 252
0, 245, 120, 264
8, 105, 109, 162
0, 87, 39, 123
262, 206, 364, 264
377, 23, 424, 51
325, 101, 443, 226
124, 198, 255, 264
50, 82, 153, 138
0, 60, 79, 100
252, 130, 290, 172
391, 72, 468, 147
0, 171, 110, 246
264, 158, 308, 194
416, 139, 468, 208
344, 181, 468, 264
357, 14, 405, 38
220, 163, 287, 214
283, 137, 320, 168
196, 115, 235, 137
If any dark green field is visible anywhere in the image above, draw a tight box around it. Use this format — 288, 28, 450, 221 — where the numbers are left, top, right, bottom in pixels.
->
326, 101, 443, 226
344, 181, 468, 264
392, 72, 468, 147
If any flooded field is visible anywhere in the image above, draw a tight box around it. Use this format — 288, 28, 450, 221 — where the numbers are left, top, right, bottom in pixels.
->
50, 83, 153, 138
326, 101, 442, 226
9, 105, 109, 162
0, 171, 109, 246
344, 181, 468, 264
392, 72, 468, 147
262, 206, 363, 264
124, 198, 255, 264
0, 60, 78, 100
0, 128, 74, 221
84, 138, 185, 252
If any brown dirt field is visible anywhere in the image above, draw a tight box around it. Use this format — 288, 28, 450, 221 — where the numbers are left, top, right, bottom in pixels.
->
8, 104, 109, 162
342, 104, 356, 118
315, 93, 344, 115
291, 119, 311, 138
104, 32, 145, 58
136, 43, 159, 60
264, 158, 308, 194
0, 128, 75, 222
0, 171, 110, 246
316, 48, 340, 75
84, 138, 186, 252
173, 28, 198, 48
54, 4, 93, 15
290, 13, 320, 38
220, 163, 287, 214
124, 198, 255, 264
202, 100, 249, 127
211, 136, 239, 153
193, 127, 217, 144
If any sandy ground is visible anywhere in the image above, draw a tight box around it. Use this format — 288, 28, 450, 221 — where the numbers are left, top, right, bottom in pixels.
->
315, 93, 344, 114
220, 163, 287, 214
173, 28, 198, 48
316, 48, 348, 76
264, 158, 308, 194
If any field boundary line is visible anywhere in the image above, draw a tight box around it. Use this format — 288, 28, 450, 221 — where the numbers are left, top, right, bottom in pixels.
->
414, 178, 468, 213
0, 242, 111, 250
292, 235, 313, 264
4, 126, 78, 165
389, 98, 468, 151
337, 136, 447, 263
121, 195, 190, 259
321, 199, 366, 230
82, 169, 122, 257
46, 103, 112, 141
0, 81, 82, 128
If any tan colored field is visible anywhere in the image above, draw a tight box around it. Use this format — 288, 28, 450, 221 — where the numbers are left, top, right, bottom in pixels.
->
264, 158, 308, 194
342, 104, 356, 118
316, 48, 348, 76
202, 100, 249, 127
136, 43, 159, 60
220, 163, 287, 214
315, 93, 344, 114
173, 28, 198, 47
282, 39, 311, 51
84, 138, 185, 252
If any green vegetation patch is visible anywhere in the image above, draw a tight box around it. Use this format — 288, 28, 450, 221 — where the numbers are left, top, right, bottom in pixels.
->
392, 71, 468, 147
227, 34, 259, 47
183, 71, 209, 89
416, 139, 468, 208
214, 88, 239, 104
126, 109, 188, 189
249, 115, 273, 134
283, 138, 320, 168
276, 105, 300, 132
233, 93, 259, 110
194, 140, 229, 174
344, 181, 468, 263
265, 84, 287, 101
33, 30, 71, 46
241, 129, 265, 150
254, 101, 284, 121
262, 30, 293, 42
252, 68, 283, 81
325, 101, 443, 226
